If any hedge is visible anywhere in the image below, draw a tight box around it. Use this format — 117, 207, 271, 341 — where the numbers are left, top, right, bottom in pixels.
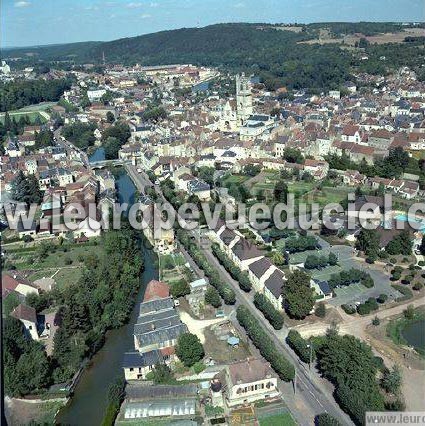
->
341, 304, 356, 314
236, 306, 295, 381
253, 293, 284, 330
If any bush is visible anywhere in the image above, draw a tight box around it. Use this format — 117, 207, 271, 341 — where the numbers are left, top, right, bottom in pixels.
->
377, 294, 388, 304
253, 293, 284, 330
357, 298, 378, 316
192, 361, 206, 374
341, 304, 356, 314
64, 256, 73, 265
413, 282, 423, 291
315, 302, 326, 318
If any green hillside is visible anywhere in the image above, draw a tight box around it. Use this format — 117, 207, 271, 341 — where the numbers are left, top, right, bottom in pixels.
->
3, 22, 424, 91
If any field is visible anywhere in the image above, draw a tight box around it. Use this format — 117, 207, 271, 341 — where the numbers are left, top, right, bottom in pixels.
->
0, 101, 54, 124
300, 27, 424, 46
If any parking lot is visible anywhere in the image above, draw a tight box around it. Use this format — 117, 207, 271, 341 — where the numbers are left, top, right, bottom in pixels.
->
310, 264, 342, 281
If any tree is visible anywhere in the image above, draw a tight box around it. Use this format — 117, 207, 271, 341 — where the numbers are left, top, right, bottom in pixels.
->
315, 302, 326, 318
34, 129, 54, 149
315, 413, 341, 426
386, 230, 413, 256
419, 235, 425, 255
237, 306, 295, 381
283, 147, 303, 163
106, 111, 115, 123
381, 365, 402, 394
328, 252, 338, 266
170, 280, 190, 298
372, 316, 380, 326
273, 179, 289, 203
283, 270, 315, 319
103, 136, 122, 160
11, 171, 43, 204
271, 251, 285, 266
175, 333, 204, 367
243, 164, 262, 177
146, 363, 175, 384
254, 293, 284, 329
205, 287, 221, 308
356, 228, 380, 260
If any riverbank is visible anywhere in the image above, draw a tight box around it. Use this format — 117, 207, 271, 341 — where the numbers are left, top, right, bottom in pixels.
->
55, 168, 158, 425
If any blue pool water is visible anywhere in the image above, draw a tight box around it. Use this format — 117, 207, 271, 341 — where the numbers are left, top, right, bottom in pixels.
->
395, 214, 425, 231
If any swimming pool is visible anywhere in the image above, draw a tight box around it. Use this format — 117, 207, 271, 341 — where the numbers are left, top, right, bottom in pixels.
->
394, 214, 425, 231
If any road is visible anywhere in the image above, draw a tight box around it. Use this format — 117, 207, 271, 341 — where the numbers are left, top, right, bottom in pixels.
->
125, 164, 353, 426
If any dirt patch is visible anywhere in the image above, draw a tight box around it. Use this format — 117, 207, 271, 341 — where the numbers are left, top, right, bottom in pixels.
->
203, 324, 251, 364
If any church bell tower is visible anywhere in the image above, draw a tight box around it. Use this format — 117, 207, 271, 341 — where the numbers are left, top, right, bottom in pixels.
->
236, 73, 253, 126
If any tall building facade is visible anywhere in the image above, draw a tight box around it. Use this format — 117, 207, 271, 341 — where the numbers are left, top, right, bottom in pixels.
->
236, 73, 253, 126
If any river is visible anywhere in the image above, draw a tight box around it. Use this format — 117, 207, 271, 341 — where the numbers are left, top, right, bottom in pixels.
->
56, 149, 158, 425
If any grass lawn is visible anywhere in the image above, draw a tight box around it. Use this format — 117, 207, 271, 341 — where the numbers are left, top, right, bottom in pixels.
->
0, 111, 48, 124
259, 412, 297, 426
222, 174, 250, 187
53, 267, 83, 288
12, 243, 103, 270
288, 181, 316, 195
299, 186, 352, 207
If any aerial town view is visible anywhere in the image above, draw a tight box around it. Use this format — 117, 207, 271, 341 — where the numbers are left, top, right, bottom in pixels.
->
1, 1, 424, 425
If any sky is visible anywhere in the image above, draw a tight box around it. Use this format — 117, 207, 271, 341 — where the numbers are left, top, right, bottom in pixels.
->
2, 0, 424, 48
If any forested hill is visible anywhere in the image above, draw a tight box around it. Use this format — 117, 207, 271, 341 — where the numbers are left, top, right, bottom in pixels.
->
3, 22, 424, 91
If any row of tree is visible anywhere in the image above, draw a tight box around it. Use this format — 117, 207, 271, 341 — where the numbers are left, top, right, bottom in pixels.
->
211, 243, 252, 292
177, 230, 236, 304
328, 268, 374, 289
236, 306, 295, 381
253, 293, 284, 330
304, 252, 338, 269
285, 235, 318, 253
